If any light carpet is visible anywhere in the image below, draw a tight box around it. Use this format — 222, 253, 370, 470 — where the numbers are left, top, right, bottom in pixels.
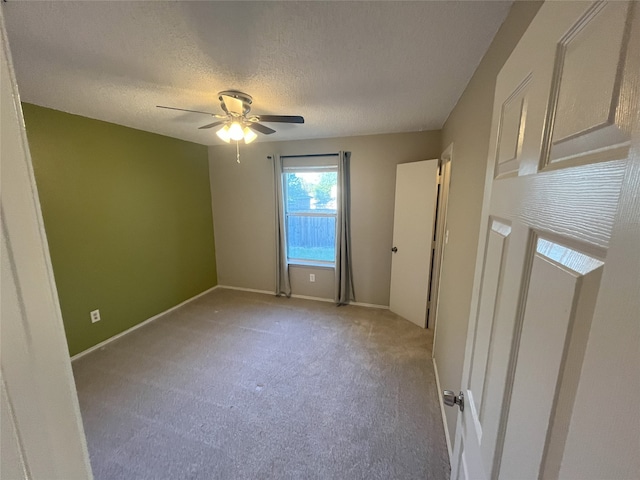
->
72, 288, 450, 479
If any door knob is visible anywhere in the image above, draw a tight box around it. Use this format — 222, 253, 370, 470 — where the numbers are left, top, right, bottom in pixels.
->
391, 247, 398, 253
443, 390, 464, 412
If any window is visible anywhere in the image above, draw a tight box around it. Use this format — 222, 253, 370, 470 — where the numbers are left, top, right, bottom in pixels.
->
283, 166, 338, 265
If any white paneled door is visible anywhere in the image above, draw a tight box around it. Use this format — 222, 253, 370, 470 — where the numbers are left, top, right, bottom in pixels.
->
389, 160, 439, 328
451, 1, 639, 479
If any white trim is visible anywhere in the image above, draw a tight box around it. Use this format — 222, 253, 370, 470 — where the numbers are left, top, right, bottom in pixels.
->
71, 285, 218, 361
217, 285, 333, 304
2, 18, 92, 476
433, 357, 453, 461
431, 142, 454, 351
291, 293, 334, 303
349, 301, 389, 310
287, 261, 335, 269
217, 285, 274, 295
72, 284, 392, 362
217, 285, 389, 309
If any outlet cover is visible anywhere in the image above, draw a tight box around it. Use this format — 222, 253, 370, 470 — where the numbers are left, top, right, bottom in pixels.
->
309, 274, 316, 283
90, 309, 101, 323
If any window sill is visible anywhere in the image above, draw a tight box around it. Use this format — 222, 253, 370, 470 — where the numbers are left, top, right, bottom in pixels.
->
287, 260, 335, 269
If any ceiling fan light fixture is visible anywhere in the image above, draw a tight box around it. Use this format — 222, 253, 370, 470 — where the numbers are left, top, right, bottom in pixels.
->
243, 127, 258, 144
228, 122, 244, 141
158, 91, 304, 149
216, 125, 231, 143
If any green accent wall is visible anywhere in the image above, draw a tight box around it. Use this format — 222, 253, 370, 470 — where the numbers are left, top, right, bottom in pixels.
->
22, 104, 217, 356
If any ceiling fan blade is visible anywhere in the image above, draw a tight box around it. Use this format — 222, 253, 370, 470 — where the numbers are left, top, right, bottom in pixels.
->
248, 123, 276, 135
198, 121, 225, 130
257, 115, 304, 124
221, 95, 244, 116
157, 105, 218, 116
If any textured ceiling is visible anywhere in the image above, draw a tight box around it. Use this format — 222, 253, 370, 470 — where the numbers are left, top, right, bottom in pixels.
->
3, 1, 511, 145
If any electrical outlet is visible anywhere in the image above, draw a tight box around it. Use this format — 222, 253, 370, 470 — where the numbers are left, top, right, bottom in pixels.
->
309, 274, 316, 283
90, 309, 101, 323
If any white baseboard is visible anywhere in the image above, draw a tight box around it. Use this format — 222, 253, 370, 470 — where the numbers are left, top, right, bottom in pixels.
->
433, 357, 453, 461
74, 283, 388, 362
291, 294, 388, 309
216, 285, 274, 296
217, 285, 333, 304
71, 285, 218, 362
349, 300, 389, 310
217, 285, 388, 309
291, 293, 333, 303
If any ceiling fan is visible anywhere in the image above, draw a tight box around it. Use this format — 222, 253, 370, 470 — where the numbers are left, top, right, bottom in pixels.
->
157, 90, 304, 144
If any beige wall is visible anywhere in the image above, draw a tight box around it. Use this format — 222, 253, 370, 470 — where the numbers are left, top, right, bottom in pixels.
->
434, 1, 543, 443
209, 131, 441, 306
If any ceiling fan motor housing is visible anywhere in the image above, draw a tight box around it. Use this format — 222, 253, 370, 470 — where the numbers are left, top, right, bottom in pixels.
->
218, 90, 253, 116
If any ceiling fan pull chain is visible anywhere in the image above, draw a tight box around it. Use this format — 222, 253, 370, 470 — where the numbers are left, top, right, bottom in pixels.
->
236, 141, 240, 164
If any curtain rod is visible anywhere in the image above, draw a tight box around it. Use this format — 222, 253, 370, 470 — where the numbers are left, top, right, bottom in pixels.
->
267, 153, 339, 159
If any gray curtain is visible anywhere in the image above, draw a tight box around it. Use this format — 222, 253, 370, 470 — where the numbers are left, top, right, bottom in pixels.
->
273, 154, 291, 297
335, 151, 354, 305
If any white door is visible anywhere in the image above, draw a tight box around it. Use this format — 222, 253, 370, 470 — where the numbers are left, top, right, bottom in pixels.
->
450, 1, 639, 479
1, 15, 92, 479
389, 159, 439, 328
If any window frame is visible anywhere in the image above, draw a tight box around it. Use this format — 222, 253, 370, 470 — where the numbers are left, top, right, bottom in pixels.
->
282, 164, 338, 267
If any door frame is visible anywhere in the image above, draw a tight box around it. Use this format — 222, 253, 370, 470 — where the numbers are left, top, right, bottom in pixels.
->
429, 143, 454, 460
428, 142, 453, 333
0, 10, 92, 478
